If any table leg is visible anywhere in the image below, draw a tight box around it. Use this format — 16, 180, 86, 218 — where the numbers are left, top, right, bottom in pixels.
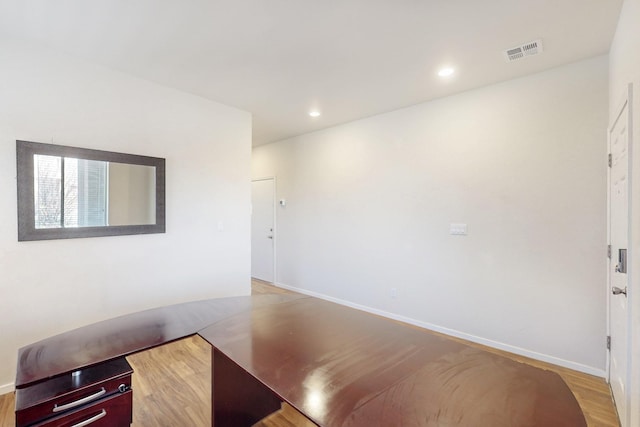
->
212, 348, 282, 426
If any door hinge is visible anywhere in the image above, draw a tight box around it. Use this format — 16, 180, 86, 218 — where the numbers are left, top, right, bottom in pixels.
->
607, 245, 612, 259
608, 153, 612, 167
607, 335, 611, 350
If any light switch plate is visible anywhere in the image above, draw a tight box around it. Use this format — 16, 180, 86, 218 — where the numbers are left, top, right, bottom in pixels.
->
450, 223, 468, 235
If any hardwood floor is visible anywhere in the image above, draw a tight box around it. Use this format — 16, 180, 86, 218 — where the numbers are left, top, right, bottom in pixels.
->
253, 403, 317, 427
0, 279, 620, 426
251, 278, 291, 295
0, 388, 13, 427
128, 334, 211, 427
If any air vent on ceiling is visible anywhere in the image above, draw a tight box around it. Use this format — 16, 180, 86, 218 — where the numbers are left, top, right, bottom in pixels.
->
504, 39, 543, 63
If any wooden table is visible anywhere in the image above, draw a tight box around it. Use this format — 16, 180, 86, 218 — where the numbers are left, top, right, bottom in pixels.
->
16, 294, 586, 426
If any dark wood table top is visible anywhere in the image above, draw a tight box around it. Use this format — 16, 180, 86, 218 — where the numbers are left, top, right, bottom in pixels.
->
15, 293, 305, 388
17, 294, 586, 426
199, 297, 586, 427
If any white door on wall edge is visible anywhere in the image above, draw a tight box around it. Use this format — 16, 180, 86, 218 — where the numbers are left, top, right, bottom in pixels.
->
251, 178, 275, 283
608, 84, 632, 427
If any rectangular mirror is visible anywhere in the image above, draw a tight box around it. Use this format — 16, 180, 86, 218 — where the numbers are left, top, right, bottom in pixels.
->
17, 140, 165, 241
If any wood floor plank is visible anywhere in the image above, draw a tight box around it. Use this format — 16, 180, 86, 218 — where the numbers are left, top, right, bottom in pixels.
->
251, 278, 291, 295
253, 403, 318, 427
127, 334, 211, 427
0, 391, 14, 427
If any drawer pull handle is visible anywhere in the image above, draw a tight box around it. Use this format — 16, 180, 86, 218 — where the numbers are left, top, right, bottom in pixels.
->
70, 409, 107, 427
52, 388, 106, 412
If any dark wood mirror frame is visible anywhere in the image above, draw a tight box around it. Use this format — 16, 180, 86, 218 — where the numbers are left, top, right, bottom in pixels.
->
17, 140, 166, 241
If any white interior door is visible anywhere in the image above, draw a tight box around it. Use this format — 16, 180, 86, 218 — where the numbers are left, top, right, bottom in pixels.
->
251, 178, 275, 282
608, 86, 632, 427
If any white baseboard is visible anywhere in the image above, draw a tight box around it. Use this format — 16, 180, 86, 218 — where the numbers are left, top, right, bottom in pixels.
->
0, 382, 14, 395
274, 281, 607, 378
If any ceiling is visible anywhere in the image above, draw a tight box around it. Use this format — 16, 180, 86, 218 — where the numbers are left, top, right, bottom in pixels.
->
0, 1, 623, 146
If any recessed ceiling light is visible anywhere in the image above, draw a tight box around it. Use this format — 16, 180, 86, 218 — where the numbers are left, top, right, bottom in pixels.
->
437, 67, 455, 77
309, 111, 321, 117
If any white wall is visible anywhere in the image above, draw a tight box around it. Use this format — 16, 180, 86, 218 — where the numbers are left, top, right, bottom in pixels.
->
0, 37, 252, 392
609, 0, 640, 424
253, 56, 609, 375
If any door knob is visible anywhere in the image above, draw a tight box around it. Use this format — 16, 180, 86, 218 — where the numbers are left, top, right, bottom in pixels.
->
612, 286, 627, 296
267, 235, 273, 239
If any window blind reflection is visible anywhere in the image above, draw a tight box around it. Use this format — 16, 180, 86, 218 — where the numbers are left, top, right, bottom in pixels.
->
64, 158, 108, 227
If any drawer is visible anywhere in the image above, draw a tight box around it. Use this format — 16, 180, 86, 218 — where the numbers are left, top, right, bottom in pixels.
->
16, 358, 132, 427
31, 390, 132, 427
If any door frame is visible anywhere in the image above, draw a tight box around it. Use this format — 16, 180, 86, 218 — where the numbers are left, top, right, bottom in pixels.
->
607, 83, 633, 426
251, 176, 277, 283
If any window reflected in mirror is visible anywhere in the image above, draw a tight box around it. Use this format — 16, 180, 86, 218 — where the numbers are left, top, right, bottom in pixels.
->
33, 155, 156, 229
